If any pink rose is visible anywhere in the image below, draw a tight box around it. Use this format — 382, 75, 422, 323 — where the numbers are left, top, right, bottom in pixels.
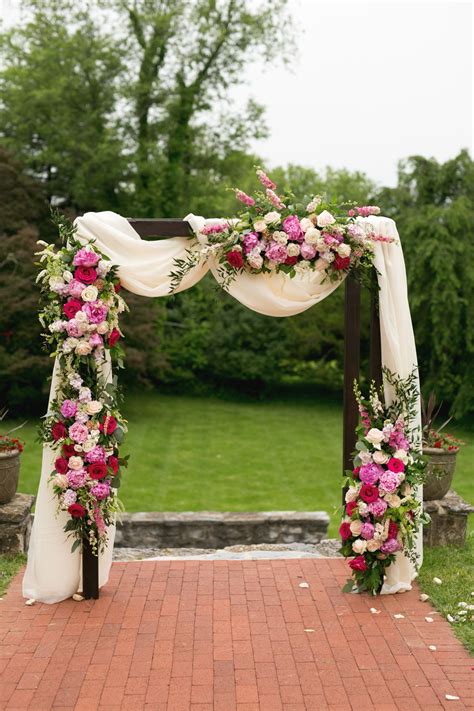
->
387, 457, 405, 473
282, 215, 304, 242
60, 399, 78, 419
74, 266, 97, 284
300, 242, 316, 260
73, 248, 100, 267
83, 301, 109, 324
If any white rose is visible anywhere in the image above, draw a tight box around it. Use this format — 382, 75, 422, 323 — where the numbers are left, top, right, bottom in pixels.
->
366, 538, 382, 552
337, 243, 351, 258
365, 428, 385, 449
304, 227, 320, 245
63, 337, 79, 353
53, 473, 68, 489
81, 285, 98, 302
82, 439, 96, 453
394, 448, 409, 463
286, 243, 300, 257
254, 219, 267, 232
86, 400, 103, 415
49, 320, 67, 333
264, 211, 281, 225
266, 260, 277, 271
315, 258, 328, 271
299, 217, 313, 233
63, 270, 73, 283
385, 494, 401, 508
358, 502, 370, 517
320, 251, 334, 263
350, 520, 363, 536
75, 311, 88, 323
359, 450, 372, 464
49, 276, 65, 292
345, 486, 359, 503
373, 450, 389, 465
316, 210, 336, 227
68, 456, 84, 470
96, 321, 109, 335
295, 260, 311, 272
273, 231, 288, 245
248, 254, 263, 270
352, 538, 367, 554
75, 341, 92, 356
316, 237, 329, 252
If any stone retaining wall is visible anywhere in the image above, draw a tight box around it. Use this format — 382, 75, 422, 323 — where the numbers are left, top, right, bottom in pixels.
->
114, 511, 330, 549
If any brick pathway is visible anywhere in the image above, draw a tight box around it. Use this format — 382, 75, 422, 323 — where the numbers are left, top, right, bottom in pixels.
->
1, 559, 473, 710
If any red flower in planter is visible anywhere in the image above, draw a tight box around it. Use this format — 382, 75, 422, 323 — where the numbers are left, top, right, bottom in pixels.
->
52, 422, 67, 441
334, 255, 351, 271
68, 503, 86, 518
88, 463, 108, 480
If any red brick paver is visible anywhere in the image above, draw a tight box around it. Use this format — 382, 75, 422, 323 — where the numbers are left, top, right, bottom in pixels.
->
0, 559, 472, 710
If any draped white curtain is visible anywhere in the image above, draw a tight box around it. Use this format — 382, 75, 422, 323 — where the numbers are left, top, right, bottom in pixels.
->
23, 211, 421, 603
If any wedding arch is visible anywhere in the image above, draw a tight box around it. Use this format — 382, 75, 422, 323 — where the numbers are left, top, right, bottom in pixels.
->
23, 179, 424, 604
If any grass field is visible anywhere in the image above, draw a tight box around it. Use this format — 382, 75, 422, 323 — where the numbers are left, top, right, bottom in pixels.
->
7, 390, 474, 537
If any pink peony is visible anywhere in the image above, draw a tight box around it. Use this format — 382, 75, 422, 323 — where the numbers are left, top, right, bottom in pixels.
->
265, 242, 288, 263
62, 489, 77, 507
368, 498, 388, 517
300, 242, 317, 260
73, 248, 100, 267
85, 446, 107, 464
282, 215, 304, 242
359, 462, 383, 485
83, 301, 108, 324
243, 232, 260, 253
379, 470, 401, 494
360, 522, 375, 540
68, 279, 85, 298
60, 399, 78, 419
387, 457, 405, 473
67, 468, 87, 489
89, 332, 103, 348
68, 422, 89, 444
66, 320, 83, 338
91, 481, 111, 500
380, 538, 401, 554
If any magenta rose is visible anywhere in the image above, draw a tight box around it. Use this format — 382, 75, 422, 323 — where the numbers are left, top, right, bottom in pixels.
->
74, 266, 97, 284
51, 422, 67, 441
334, 255, 351, 271
73, 248, 100, 267
359, 462, 383, 486
300, 242, 317, 260
368, 498, 388, 517
339, 521, 352, 541
60, 399, 77, 419
282, 215, 304, 242
387, 457, 405, 473
266, 242, 287, 263
349, 555, 367, 572
359, 484, 379, 504
226, 250, 244, 269
63, 299, 83, 320
83, 301, 108, 324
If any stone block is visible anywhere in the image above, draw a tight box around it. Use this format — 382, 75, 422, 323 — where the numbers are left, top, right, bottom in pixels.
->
423, 489, 473, 547
0, 492, 35, 554
115, 511, 330, 549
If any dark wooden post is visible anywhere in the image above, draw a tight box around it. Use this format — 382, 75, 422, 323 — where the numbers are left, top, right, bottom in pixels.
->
82, 539, 99, 599
369, 267, 383, 389
342, 276, 361, 495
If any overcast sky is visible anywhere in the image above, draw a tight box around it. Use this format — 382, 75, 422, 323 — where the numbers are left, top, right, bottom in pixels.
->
1, 0, 472, 187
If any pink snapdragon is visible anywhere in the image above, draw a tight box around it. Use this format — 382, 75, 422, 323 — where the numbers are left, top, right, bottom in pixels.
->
266, 188, 286, 210
235, 189, 255, 207
355, 206, 381, 217
201, 222, 228, 235
256, 168, 276, 190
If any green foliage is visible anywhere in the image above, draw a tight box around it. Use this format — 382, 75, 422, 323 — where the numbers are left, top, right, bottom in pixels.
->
0, 553, 26, 597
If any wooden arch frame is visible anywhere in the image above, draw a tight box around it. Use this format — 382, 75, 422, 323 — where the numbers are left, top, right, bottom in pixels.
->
82, 218, 383, 598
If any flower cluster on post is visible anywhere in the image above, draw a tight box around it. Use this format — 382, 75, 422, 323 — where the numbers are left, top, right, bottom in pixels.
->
36, 212, 128, 554
171, 168, 394, 291
340, 369, 428, 594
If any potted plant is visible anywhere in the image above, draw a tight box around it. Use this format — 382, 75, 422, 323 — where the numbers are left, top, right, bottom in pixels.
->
0, 407, 25, 505
421, 393, 465, 501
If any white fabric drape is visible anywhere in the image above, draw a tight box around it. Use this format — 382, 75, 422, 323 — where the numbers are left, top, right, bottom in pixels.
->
24, 211, 420, 602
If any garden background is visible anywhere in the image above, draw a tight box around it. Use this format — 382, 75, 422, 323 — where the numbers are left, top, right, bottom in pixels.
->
0, 1, 473, 532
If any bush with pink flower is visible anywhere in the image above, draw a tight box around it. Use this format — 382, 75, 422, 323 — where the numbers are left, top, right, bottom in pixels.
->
170, 167, 396, 292
340, 369, 428, 594
36, 211, 129, 555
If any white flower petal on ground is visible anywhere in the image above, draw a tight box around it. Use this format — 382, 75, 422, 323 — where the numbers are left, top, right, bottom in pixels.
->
445, 695, 460, 701
425, 617, 434, 623
370, 608, 380, 614
432, 577, 442, 585
25, 599, 35, 606
393, 614, 405, 619
298, 582, 309, 589
457, 602, 467, 608
447, 614, 455, 623
419, 594, 430, 602
429, 645, 437, 651
304, 629, 315, 632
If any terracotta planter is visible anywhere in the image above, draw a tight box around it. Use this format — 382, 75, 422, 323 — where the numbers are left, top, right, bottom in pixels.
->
0, 449, 21, 505
422, 446, 457, 501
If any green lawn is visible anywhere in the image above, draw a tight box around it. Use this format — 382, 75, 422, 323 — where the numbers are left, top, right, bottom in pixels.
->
7, 391, 474, 538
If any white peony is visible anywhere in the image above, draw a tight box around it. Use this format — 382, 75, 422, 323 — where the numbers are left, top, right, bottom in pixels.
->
366, 538, 382, 552
75, 311, 88, 323
49, 276, 65, 293
365, 428, 385, 449
304, 227, 320, 245
350, 520, 363, 536
345, 486, 359, 503
337, 243, 351, 258
273, 231, 288, 245
254, 219, 267, 233
76, 341, 92, 356
359, 450, 373, 465
248, 253, 263, 269
373, 450, 389, 465
264, 211, 281, 225
96, 321, 109, 335
63, 271, 73, 283
385, 494, 401, 508
81, 285, 98, 302
358, 501, 370, 517
68, 456, 84, 470
316, 237, 329, 252
299, 217, 313, 233
316, 210, 336, 227
286, 243, 300, 257
352, 538, 367, 554
63, 337, 79, 353
86, 400, 103, 415
394, 448, 409, 463
320, 251, 334, 263
49, 320, 67, 333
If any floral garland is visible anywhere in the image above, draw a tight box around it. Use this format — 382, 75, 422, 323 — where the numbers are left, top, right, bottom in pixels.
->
171, 167, 395, 291
340, 369, 428, 594
36, 212, 128, 554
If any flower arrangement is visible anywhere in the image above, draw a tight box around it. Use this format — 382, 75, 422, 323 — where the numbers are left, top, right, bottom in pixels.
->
340, 369, 428, 594
36, 211, 128, 554
171, 167, 394, 291
421, 392, 465, 451
0, 407, 25, 454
